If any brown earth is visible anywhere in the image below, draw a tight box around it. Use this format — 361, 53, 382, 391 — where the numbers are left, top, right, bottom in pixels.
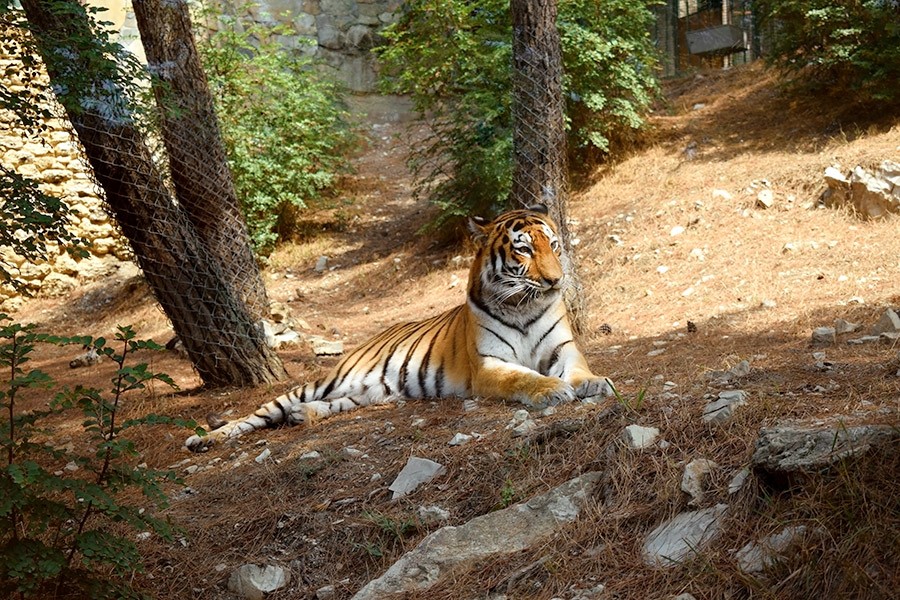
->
8, 63, 900, 599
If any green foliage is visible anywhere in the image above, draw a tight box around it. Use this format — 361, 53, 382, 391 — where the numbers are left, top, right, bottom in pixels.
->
377, 0, 659, 229
0, 316, 200, 598
196, 12, 356, 255
756, 0, 900, 101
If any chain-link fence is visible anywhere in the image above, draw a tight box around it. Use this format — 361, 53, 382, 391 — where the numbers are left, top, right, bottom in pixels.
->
509, 0, 584, 329
11, 0, 286, 387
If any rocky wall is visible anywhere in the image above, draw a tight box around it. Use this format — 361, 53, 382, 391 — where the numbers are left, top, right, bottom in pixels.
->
219, 0, 402, 92
0, 48, 130, 311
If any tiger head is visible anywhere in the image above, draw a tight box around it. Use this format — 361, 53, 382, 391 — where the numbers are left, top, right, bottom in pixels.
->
468, 204, 564, 309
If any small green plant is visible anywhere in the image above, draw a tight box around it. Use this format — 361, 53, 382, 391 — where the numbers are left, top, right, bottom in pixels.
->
755, 0, 900, 102
499, 478, 517, 508
614, 384, 645, 413
0, 315, 200, 598
195, 9, 357, 255
362, 510, 418, 541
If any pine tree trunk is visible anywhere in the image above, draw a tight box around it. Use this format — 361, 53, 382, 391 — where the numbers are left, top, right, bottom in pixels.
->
20, 0, 287, 387
510, 0, 586, 331
131, 0, 269, 320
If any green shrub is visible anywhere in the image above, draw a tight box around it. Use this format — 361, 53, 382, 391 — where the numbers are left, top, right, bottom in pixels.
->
196, 14, 357, 255
377, 0, 659, 229
0, 317, 200, 598
756, 0, 900, 101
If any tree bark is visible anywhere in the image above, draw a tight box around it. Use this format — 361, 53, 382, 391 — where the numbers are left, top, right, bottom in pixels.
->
131, 0, 269, 321
20, 0, 287, 387
509, 0, 586, 332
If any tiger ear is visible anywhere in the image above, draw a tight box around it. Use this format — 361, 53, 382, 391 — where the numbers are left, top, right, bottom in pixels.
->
467, 216, 490, 245
527, 203, 549, 215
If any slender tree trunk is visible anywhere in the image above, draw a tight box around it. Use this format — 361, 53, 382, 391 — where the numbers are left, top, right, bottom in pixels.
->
20, 0, 287, 386
131, 0, 269, 320
509, 0, 586, 331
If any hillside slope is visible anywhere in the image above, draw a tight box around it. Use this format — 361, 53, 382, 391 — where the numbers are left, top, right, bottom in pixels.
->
9, 63, 900, 599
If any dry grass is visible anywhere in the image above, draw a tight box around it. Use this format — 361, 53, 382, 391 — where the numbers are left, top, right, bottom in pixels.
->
8, 66, 900, 599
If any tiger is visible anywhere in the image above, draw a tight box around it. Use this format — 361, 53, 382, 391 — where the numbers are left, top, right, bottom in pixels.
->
185, 204, 613, 451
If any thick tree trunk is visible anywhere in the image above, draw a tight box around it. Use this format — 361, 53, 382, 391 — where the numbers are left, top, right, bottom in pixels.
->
20, 0, 287, 386
131, 0, 269, 320
510, 0, 585, 332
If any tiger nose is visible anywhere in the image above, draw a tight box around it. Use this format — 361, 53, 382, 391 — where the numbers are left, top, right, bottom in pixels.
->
543, 275, 561, 289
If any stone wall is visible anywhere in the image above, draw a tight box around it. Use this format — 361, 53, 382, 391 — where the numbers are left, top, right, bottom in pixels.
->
218, 0, 402, 92
0, 45, 130, 310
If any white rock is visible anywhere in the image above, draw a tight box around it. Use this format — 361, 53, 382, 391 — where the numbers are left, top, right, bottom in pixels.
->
870, 309, 900, 335
462, 399, 479, 412
642, 504, 728, 567
834, 318, 860, 334
681, 458, 719, 506
657, 265, 669, 274
314, 256, 328, 272
512, 419, 537, 437
670, 225, 685, 236
623, 425, 660, 449
729, 360, 751, 378
388, 457, 446, 499
756, 189, 774, 208
812, 326, 836, 343
316, 584, 337, 600
300, 451, 321, 460
689, 248, 706, 261
254, 448, 271, 463
728, 468, 751, 494
228, 564, 290, 600
512, 409, 530, 422
342, 447, 365, 459
702, 390, 748, 424
735, 526, 809, 574
448, 433, 472, 446
310, 337, 344, 356
417, 505, 451, 524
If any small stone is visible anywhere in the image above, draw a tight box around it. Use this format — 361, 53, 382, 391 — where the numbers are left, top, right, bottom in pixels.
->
64, 461, 79, 472
316, 584, 336, 600
623, 425, 660, 449
811, 327, 836, 344
254, 448, 271, 463
702, 390, 748, 424
756, 189, 774, 208
834, 319, 860, 334
512, 409, 530, 422
416, 505, 451, 524
643, 504, 728, 566
712, 189, 733, 201
512, 419, 537, 437
540, 406, 557, 417
310, 337, 344, 356
670, 225, 685, 236
657, 265, 669, 274
314, 256, 328, 272
870, 309, 900, 335
389, 457, 446, 499
448, 433, 472, 446
681, 458, 719, 506
728, 468, 751, 494
300, 451, 321, 460
185, 465, 199, 474
342, 447, 365, 459
411, 418, 426, 427
136, 531, 152, 541
689, 248, 706, 261
227, 564, 290, 600
847, 335, 881, 345
648, 348, 666, 357
735, 526, 809, 574
728, 360, 751, 378
761, 298, 777, 309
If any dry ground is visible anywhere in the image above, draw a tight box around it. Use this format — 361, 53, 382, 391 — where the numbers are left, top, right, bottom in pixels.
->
8, 63, 900, 599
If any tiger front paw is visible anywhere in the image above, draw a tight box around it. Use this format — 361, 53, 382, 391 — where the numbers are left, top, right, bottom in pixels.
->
521, 378, 576, 410
573, 376, 615, 401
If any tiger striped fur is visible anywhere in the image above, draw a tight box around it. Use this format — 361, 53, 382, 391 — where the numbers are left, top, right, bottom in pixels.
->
185, 205, 613, 451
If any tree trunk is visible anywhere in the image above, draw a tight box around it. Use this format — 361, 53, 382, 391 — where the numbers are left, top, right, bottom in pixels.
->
131, 0, 269, 321
510, 0, 586, 332
20, 0, 287, 387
